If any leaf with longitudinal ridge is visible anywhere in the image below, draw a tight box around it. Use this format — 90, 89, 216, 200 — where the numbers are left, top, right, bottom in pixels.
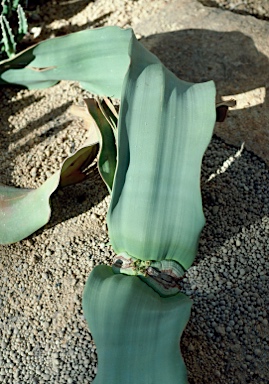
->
83, 264, 192, 384
0, 26, 132, 98
107, 37, 216, 270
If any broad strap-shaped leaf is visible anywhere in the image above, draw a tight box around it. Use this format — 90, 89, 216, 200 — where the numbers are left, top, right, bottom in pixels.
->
0, 175, 58, 244
0, 26, 132, 98
83, 265, 192, 384
107, 37, 216, 270
84, 98, 117, 192
0, 141, 98, 244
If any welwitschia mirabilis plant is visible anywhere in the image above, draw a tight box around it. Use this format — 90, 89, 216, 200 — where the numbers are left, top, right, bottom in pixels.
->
0, 27, 216, 382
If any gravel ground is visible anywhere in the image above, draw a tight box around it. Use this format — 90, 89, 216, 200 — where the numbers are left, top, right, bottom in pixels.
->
0, 1, 269, 383
183, 137, 269, 383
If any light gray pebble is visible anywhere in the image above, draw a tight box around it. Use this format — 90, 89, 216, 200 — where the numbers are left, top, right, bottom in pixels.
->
235, 287, 242, 295
254, 348, 262, 356
230, 344, 240, 352
215, 325, 226, 336
235, 239, 241, 247
212, 206, 219, 215
262, 319, 268, 326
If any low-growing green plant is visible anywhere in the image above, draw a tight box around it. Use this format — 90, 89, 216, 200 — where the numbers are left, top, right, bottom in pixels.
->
0, 27, 231, 382
0, 0, 28, 61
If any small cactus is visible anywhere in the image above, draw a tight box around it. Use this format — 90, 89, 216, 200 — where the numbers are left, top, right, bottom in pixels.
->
0, 0, 28, 61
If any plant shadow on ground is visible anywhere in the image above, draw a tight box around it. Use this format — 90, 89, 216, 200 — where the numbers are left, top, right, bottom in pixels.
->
44, 173, 108, 231
23, 0, 112, 46
0, 85, 73, 185
26, 0, 92, 19
141, 29, 269, 105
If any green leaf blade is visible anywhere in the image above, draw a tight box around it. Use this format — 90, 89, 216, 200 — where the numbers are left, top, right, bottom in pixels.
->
83, 265, 192, 384
0, 141, 99, 244
107, 39, 216, 270
0, 174, 58, 244
84, 98, 117, 192
0, 26, 132, 98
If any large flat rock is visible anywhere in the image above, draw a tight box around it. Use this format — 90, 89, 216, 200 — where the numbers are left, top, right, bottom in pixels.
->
134, 0, 269, 166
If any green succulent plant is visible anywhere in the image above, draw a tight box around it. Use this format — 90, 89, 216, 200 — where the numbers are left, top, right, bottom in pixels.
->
0, 0, 28, 61
0, 26, 218, 382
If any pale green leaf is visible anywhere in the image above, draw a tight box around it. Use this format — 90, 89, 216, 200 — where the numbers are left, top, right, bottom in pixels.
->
83, 264, 192, 384
107, 38, 216, 270
0, 26, 132, 98
84, 98, 117, 192
0, 141, 99, 244
0, 174, 58, 244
